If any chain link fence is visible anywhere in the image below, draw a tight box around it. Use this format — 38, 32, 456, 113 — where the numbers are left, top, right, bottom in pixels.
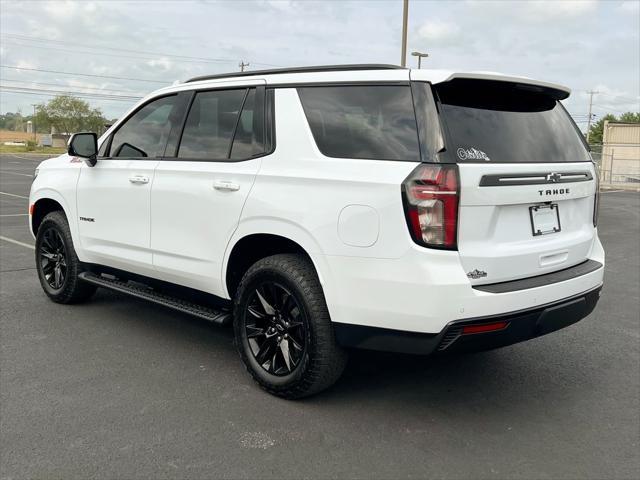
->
590, 144, 640, 190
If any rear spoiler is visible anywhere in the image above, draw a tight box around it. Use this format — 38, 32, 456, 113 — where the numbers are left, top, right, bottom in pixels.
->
410, 70, 571, 100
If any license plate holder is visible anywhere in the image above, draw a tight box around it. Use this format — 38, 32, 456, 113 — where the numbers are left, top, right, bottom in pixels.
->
529, 204, 561, 236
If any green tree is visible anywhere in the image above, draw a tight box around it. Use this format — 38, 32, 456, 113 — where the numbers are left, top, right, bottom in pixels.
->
35, 95, 106, 135
588, 112, 640, 145
587, 114, 617, 145
0, 112, 24, 131
619, 112, 640, 123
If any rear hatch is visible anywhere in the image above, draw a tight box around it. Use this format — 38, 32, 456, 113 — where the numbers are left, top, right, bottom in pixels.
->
434, 79, 598, 285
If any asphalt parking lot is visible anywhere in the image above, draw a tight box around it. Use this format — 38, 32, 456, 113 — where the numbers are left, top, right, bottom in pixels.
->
1, 153, 639, 479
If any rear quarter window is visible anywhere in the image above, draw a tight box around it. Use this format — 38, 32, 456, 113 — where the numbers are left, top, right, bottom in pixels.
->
297, 85, 420, 161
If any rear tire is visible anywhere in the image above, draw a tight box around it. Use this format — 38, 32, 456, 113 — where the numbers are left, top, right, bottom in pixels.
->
35, 211, 96, 304
233, 254, 347, 399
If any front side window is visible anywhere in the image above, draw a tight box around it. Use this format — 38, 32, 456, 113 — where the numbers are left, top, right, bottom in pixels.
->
297, 85, 421, 161
178, 89, 247, 160
110, 95, 180, 158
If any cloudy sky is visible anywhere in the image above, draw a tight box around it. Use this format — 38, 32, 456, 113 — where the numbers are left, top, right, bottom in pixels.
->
1, 0, 638, 131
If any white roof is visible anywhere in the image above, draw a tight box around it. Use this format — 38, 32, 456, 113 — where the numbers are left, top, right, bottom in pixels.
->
156, 67, 570, 98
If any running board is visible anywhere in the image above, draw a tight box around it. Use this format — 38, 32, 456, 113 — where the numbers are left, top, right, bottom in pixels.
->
78, 272, 232, 326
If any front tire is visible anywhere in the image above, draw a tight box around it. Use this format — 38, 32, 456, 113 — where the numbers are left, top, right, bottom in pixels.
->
233, 254, 347, 399
35, 211, 96, 304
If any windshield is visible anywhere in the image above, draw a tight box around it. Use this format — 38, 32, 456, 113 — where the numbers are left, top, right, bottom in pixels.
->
435, 79, 590, 163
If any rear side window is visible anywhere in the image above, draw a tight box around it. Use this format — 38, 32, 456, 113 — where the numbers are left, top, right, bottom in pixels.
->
230, 89, 258, 160
297, 86, 420, 161
178, 89, 246, 159
111, 95, 180, 158
436, 79, 591, 163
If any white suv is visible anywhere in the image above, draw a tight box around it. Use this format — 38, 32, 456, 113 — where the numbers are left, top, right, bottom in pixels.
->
29, 65, 604, 398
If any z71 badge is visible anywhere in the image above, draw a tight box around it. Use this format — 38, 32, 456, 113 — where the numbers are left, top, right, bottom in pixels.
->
467, 269, 488, 279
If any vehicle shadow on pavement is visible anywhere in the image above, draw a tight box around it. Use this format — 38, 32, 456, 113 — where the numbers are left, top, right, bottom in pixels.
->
87, 289, 600, 410
316, 336, 601, 410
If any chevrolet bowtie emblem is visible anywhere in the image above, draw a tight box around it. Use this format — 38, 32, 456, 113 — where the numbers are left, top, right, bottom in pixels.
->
546, 172, 562, 183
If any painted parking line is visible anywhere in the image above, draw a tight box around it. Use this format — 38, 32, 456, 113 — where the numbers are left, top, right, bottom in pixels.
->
0, 213, 28, 217
0, 235, 34, 250
0, 170, 34, 177
0, 154, 51, 160
0, 191, 28, 199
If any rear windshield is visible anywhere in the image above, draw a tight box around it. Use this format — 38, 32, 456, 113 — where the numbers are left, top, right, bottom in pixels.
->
297, 85, 420, 161
435, 80, 590, 163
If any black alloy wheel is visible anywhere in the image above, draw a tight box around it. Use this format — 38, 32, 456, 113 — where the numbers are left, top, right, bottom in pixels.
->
245, 281, 307, 376
233, 254, 347, 399
38, 227, 67, 290
35, 210, 96, 304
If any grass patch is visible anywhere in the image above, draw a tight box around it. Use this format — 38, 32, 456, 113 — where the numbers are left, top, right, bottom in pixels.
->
0, 144, 67, 155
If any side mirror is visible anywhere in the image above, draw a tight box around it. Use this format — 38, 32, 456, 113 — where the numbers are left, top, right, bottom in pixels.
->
68, 133, 98, 167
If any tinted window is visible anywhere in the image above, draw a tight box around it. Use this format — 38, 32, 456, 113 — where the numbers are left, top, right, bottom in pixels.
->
178, 89, 246, 159
230, 89, 257, 159
111, 95, 179, 158
297, 86, 420, 161
436, 80, 590, 163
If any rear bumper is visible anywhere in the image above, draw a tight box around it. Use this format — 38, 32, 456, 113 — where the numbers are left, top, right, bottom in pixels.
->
320, 235, 605, 335
334, 285, 602, 355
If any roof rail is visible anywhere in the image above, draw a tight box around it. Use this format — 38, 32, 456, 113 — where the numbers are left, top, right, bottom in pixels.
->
185, 64, 404, 83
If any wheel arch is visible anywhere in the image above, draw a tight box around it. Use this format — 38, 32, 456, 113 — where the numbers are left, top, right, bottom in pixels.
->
223, 220, 332, 303
224, 233, 314, 300
30, 193, 69, 237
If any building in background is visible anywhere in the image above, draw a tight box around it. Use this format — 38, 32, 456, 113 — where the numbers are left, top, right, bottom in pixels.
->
600, 121, 640, 188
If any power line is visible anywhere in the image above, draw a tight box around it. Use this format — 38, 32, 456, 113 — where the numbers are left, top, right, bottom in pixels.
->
0, 85, 142, 100
594, 92, 640, 104
591, 104, 637, 116
1, 32, 283, 68
1, 78, 146, 95
2, 34, 233, 63
0, 85, 141, 101
0, 65, 169, 84
0, 85, 141, 99
2, 39, 236, 66
592, 103, 637, 111
0, 89, 139, 103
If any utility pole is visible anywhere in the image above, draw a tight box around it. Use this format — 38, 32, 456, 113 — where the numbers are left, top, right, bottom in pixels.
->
239, 61, 250, 72
586, 90, 600, 144
31, 104, 37, 143
400, 0, 409, 67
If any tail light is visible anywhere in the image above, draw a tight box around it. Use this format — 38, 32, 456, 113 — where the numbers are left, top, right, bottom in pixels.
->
402, 163, 459, 249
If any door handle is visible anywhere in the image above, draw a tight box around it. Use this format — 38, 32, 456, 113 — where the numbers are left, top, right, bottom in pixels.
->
129, 175, 149, 184
213, 180, 240, 192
